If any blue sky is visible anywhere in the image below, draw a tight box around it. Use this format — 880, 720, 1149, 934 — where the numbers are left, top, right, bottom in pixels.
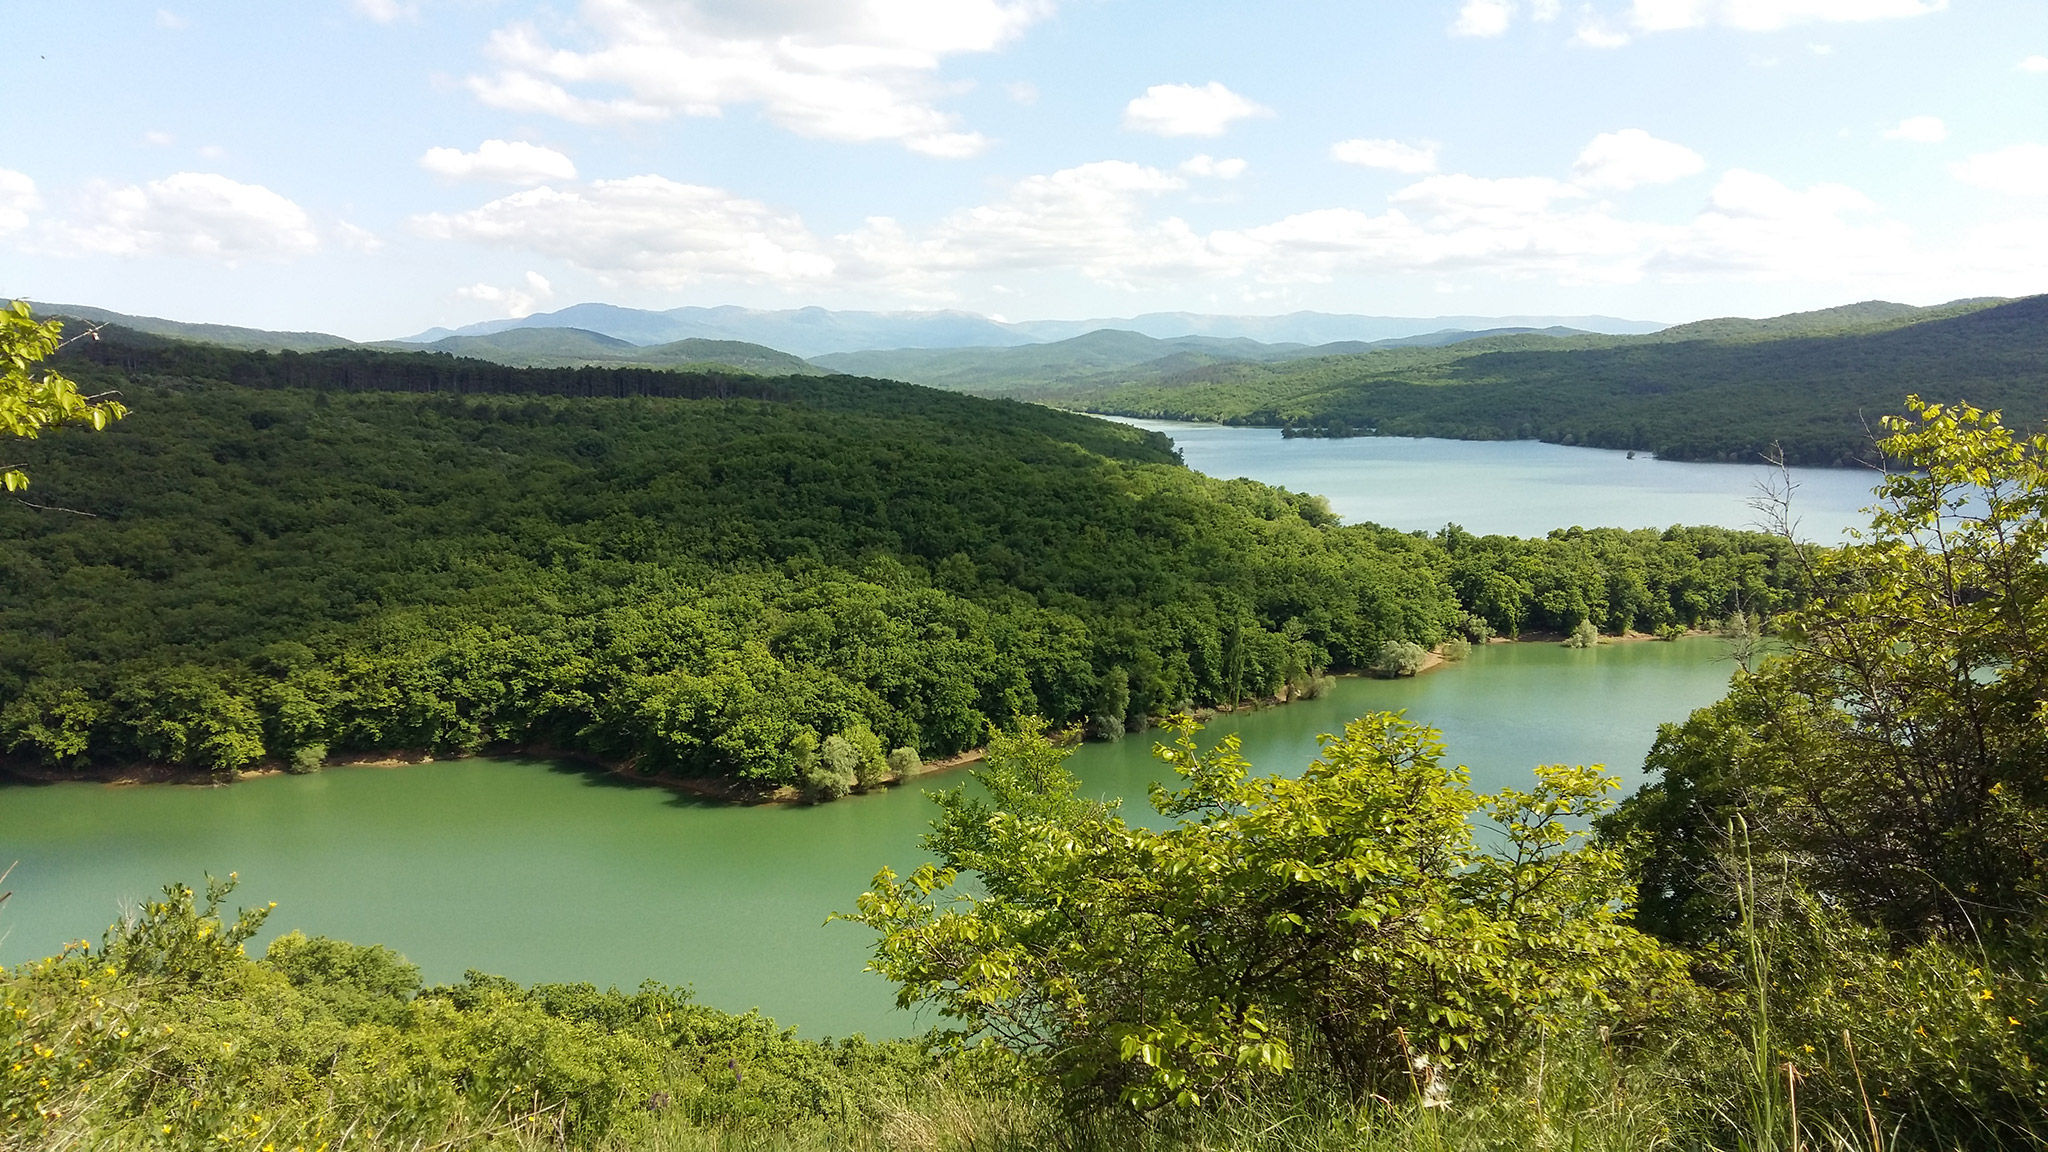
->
3, 0, 2045, 339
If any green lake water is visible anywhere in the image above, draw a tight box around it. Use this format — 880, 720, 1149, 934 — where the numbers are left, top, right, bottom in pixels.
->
1117, 419, 1881, 539
0, 638, 1736, 1040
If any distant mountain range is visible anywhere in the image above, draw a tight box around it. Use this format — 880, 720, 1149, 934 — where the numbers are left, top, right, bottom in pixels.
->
25, 292, 2042, 467
810, 326, 1595, 395
403, 304, 1667, 356
1073, 295, 2032, 466
376, 327, 829, 375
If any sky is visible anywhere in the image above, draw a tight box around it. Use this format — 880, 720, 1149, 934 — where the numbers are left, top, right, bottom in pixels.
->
3, 0, 2046, 340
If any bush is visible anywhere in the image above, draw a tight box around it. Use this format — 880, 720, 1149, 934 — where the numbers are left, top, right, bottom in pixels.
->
852, 715, 1684, 1109
806, 735, 860, 802
1564, 619, 1600, 648
4, 874, 968, 1150
285, 742, 327, 773
263, 931, 421, 1025
1462, 612, 1496, 642
887, 745, 922, 782
1440, 637, 1472, 662
1370, 640, 1428, 677
1655, 622, 1686, 641
842, 723, 889, 791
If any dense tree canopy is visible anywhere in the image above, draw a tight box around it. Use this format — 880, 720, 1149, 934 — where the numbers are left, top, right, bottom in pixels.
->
1082, 295, 2048, 466
1, 330, 1802, 788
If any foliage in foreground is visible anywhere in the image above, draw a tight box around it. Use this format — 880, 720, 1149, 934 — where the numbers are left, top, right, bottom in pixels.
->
1, 299, 126, 491
2, 877, 971, 1151
849, 715, 1685, 1110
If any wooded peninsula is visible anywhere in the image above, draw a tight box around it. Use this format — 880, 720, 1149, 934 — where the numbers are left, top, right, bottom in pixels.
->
2, 322, 1800, 792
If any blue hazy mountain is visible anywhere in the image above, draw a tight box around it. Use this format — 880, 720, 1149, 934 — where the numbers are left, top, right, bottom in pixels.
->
403, 304, 1664, 356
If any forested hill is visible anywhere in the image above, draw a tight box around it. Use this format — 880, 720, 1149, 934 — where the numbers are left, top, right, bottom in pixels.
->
51, 321, 1156, 460
1080, 294, 2048, 466
3, 324, 1802, 791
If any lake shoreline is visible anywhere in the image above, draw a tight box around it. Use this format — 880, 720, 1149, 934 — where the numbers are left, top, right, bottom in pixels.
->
0, 630, 1713, 796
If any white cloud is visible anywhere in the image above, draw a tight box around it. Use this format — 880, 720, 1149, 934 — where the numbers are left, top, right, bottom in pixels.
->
841, 161, 1215, 288
143, 130, 175, 147
2022, 55, 2048, 73
336, 221, 384, 253
1952, 144, 2048, 197
1883, 115, 1947, 143
1649, 168, 1908, 279
1006, 80, 1038, 105
1451, 0, 1515, 37
412, 142, 2042, 302
353, 0, 417, 22
1575, 18, 1634, 46
411, 176, 835, 287
0, 170, 41, 234
1122, 82, 1272, 137
48, 172, 319, 261
1627, 0, 1944, 32
459, 271, 554, 318
1331, 138, 1439, 174
1180, 154, 1248, 179
420, 140, 578, 185
155, 9, 185, 29
466, 0, 1048, 156
1530, 0, 1563, 19
1571, 129, 1705, 189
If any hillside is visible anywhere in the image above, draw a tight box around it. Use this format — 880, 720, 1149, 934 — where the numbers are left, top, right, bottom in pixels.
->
0, 320, 1800, 788
809, 329, 1299, 392
6, 325, 1436, 785
1081, 296, 2037, 465
383, 327, 830, 374
34, 302, 359, 352
409, 302, 1664, 354
809, 326, 1592, 397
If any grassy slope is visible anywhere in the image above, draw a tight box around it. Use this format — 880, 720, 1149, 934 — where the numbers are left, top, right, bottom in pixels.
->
1080, 296, 2034, 465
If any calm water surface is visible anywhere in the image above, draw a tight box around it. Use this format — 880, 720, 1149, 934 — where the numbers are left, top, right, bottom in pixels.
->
0, 639, 1736, 1040
1119, 419, 1881, 539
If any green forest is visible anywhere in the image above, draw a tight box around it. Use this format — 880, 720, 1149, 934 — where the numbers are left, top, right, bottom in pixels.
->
0, 322, 1799, 791
14, 397, 2048, 1150
1079, 295, 2048, 465
20, 309, 2048, 1151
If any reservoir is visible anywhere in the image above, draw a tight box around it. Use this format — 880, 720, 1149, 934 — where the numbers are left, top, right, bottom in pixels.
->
0, 637, 1738, 1041
1117, 419, 1883, 539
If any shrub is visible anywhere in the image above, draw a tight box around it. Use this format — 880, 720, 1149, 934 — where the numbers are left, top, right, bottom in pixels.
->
1441, 637, 1472, 662
1564, 619, 1600, 648
842, 723, 889, 791
852, 715, 1684, 1109
1371, 640, 1428, 677
887, 746, 923, 782
285, 742, 327, 773
808, 735, 859, 802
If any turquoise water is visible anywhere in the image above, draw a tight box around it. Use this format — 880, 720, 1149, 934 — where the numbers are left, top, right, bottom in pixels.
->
0, 638, 1735, 1040
1119, 419, 1881, 540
